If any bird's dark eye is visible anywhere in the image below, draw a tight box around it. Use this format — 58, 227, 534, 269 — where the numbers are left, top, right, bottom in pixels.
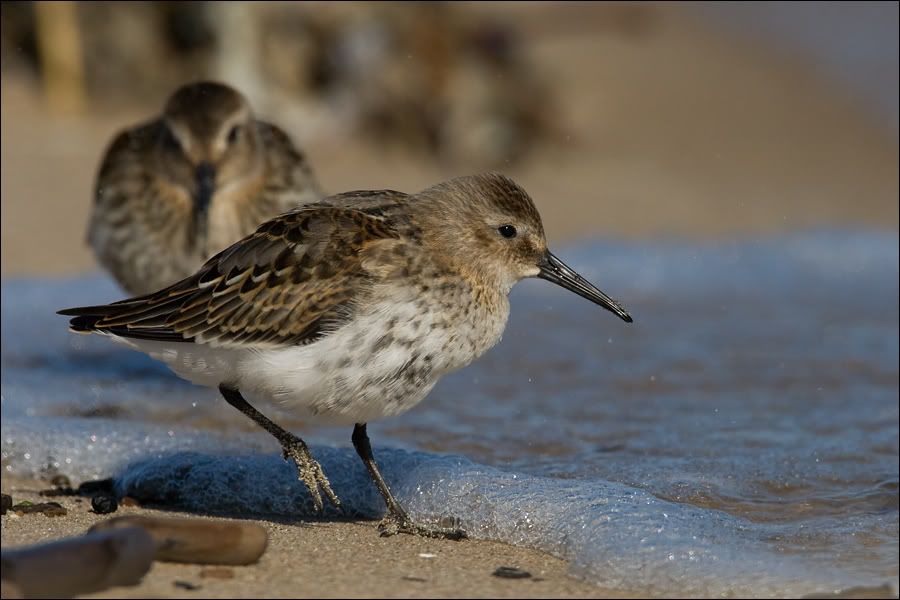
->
498, 224, 517, 239
227, 125, 242, 145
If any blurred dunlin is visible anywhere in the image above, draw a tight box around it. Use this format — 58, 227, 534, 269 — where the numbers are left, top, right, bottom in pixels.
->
88, 81, 321, 295
60, 173, 633, 539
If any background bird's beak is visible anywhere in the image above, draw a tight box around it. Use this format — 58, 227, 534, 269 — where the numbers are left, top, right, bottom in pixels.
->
192, 161, 216, 244
194, 161, 216, 217
537, 251, 633, 323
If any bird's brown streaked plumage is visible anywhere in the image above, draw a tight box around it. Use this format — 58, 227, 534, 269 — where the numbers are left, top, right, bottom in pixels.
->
88, 81, 322, 296
71, 198, 409, 347
62, 173, 633, 539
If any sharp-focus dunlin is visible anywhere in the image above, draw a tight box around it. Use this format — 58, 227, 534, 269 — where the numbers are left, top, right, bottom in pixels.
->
61, 173, 632, 539
89, 81, 322, 295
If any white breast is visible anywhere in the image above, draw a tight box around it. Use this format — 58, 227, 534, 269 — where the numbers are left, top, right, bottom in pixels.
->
116, 283, 510, 426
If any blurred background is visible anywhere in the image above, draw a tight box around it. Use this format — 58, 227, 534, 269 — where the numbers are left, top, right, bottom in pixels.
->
1, 1, 897, 276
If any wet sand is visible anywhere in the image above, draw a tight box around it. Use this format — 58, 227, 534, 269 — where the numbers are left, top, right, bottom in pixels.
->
1, 476, 617, 599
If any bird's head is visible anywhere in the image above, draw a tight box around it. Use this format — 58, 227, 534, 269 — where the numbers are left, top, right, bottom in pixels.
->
157, 81, 262, 230
417, 173, 632, 323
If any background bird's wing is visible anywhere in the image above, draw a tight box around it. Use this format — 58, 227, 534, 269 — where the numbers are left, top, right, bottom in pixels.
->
61, 200, 407, 347
88, 119, 189, 295
252, 120, 324, 217
91, 119, 162, 214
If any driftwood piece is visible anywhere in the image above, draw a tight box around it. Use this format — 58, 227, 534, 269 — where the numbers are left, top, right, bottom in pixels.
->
0, 527, 155, 598
90, 515, 268, 565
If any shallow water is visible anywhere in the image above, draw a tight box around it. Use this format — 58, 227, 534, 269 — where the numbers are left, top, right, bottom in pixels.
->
2, 232, 898, 597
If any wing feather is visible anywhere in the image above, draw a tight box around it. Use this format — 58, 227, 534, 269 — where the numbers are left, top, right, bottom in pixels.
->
60, 196, 410, 348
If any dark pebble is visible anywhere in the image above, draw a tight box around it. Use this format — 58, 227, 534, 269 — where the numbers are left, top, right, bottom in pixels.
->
174, 580, 201, 591
91, 495, 118, 514
11, 501, 67, 517
44, 504, 68, 517
492, 566, 532, 579
1, 494, 12, 515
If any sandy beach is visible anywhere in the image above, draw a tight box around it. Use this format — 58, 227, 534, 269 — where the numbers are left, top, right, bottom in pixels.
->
1, 476, 616, 599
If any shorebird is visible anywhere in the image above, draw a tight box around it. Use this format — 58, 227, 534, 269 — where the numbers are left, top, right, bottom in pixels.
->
61, 173, 633, 539
88, 81, 322, 295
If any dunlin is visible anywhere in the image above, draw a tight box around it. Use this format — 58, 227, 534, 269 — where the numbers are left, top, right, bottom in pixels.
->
88, 81, 321, 295
61, 173, 632, 539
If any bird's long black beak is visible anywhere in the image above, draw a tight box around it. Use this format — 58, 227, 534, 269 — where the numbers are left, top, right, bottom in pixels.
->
192, 161, 216, 243
537, 251, 633, 323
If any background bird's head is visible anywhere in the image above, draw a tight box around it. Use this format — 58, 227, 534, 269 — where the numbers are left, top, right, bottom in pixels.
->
157, 81, 263, 234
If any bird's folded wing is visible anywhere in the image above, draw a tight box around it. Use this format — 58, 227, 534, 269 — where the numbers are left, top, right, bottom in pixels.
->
60, 204, 404, 348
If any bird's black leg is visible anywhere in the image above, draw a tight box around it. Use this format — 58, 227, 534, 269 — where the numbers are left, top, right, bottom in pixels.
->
219, 384, 340, 512
351, 423, 466, 540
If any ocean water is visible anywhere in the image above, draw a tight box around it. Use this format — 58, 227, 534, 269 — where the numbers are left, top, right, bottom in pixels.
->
2, 231, 897, 598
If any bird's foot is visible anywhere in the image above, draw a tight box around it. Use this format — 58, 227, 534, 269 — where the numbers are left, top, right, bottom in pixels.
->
282, 442, 341, 512
378, 507, 467, 541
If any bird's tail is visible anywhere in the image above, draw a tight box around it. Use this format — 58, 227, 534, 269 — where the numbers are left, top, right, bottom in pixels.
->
58, 284, 194, 341
57, 305, 119, 333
